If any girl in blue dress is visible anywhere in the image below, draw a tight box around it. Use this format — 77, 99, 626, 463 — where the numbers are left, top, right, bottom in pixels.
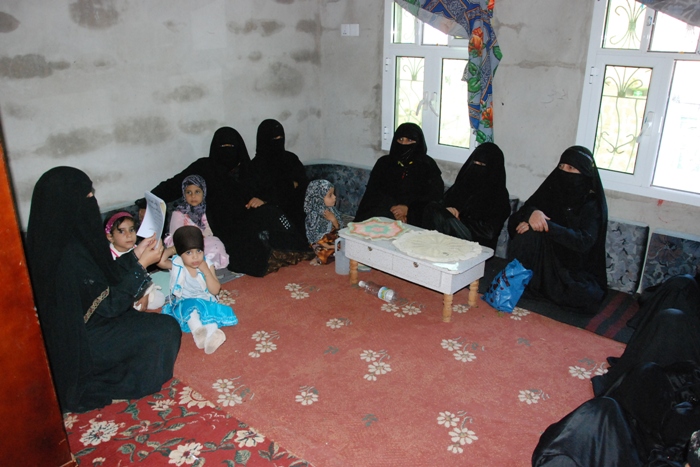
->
162, 226, 238, 354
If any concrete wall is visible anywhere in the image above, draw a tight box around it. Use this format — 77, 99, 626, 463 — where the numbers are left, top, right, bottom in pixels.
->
1, 0, 698, 236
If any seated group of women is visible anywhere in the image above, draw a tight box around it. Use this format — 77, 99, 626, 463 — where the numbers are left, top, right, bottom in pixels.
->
25, 120, 609, 415
356, 123, 609, 315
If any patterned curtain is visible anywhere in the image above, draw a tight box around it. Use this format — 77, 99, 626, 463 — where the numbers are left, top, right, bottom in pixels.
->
637, 0, 700, 28
394, 0, 502, 144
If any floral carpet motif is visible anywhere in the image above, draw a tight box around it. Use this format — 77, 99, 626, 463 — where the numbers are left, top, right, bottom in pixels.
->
171, 263, 626, 466
65, 378, 310, 466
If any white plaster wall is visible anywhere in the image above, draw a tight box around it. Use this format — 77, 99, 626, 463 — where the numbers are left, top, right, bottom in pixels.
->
1, 0, 699, 237
0, 0, 324, 226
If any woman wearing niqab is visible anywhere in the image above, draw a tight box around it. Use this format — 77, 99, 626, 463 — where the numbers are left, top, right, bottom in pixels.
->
507, 146, 608, 313
27, 167, 181, 413
423, 142, 510, 249
248, 119, 309, 234
354, 123, 444, 227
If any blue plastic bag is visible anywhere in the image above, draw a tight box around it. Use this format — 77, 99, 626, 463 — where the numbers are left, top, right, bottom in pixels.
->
482, 259, 533, 313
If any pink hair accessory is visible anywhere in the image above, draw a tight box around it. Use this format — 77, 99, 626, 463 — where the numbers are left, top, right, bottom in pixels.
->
105, 211, 134, 234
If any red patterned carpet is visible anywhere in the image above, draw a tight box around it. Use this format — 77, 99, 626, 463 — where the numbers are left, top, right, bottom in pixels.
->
67, 261, 625, 466
65, 378, 310, 466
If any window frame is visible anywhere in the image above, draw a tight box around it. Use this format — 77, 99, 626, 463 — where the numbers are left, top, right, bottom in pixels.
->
575, 0, 700, 207
381, 0, 477, 164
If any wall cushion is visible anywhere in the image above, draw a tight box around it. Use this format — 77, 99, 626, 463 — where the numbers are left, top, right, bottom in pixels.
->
605, 218, 649, 294
642, 229, 700, 290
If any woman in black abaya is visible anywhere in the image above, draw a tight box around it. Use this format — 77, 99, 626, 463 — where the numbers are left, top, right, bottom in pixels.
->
26, 167, 181, 413
247, 119, 309, 234
507, 146, 608, 313
533, 274, 700, 466
354, 123, 444, 227
423, 142, 510, 249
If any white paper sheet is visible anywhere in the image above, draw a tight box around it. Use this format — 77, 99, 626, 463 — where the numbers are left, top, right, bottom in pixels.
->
137, 191, 166, 240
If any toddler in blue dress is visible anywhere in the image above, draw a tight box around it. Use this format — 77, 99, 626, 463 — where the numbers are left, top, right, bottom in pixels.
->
162, 226, 237, 354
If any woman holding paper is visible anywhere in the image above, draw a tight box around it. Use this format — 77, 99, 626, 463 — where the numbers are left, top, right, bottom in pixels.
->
26, 167, 181, 412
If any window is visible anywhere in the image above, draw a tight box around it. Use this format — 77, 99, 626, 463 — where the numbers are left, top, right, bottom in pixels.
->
576, 0, 700, 206
382, 1, 476, 163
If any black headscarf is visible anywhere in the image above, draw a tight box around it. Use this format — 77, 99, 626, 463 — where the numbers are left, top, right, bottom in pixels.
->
27, 167, 119, 313
444, 142, 510, 221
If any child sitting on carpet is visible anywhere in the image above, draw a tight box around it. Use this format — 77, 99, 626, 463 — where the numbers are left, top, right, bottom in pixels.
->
104, 211, 165, 310
304, 179, 345, 266
161, 226, 237, 354
163, 174, 229, 269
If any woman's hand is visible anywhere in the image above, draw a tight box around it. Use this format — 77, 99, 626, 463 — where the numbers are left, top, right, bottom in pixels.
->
246, 197, 266, 209
134, 233, 157, 259
390, 204, 408, 223
137, 237, 164, 268
515, 221, 530, 235
446, 207, 460, 220
528, 210, 550, 232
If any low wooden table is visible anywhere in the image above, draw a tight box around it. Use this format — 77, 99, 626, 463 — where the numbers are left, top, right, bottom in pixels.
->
339, 219, 494, 322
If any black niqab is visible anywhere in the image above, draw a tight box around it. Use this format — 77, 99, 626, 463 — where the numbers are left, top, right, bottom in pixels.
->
256, 119, 286, 157
209, 126, 250, 172
444, 142, 510, 222
390, 122, 427, 164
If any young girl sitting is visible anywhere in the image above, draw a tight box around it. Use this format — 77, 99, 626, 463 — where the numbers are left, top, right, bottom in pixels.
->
162, 226, 238, 354
164, 174, 229, 269
104, 211, 165, 310
304, 179, 345, 265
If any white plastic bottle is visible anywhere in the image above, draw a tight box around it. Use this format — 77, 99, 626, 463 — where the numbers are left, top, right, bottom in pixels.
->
358, 280, 396, 302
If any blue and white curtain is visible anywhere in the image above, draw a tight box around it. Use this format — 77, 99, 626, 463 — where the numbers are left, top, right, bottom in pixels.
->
394, 0, 502, 144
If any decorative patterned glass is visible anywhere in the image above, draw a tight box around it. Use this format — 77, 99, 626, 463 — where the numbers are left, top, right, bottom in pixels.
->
593, 65, 652, 174
652, 61, 700, 195
395, 56, 424, 128
439, 58, 470, 149
649, 11, 700, 53
603, 0, 645, 50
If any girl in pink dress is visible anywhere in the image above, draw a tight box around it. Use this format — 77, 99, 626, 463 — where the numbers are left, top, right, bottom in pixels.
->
164, 175, 230, 269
